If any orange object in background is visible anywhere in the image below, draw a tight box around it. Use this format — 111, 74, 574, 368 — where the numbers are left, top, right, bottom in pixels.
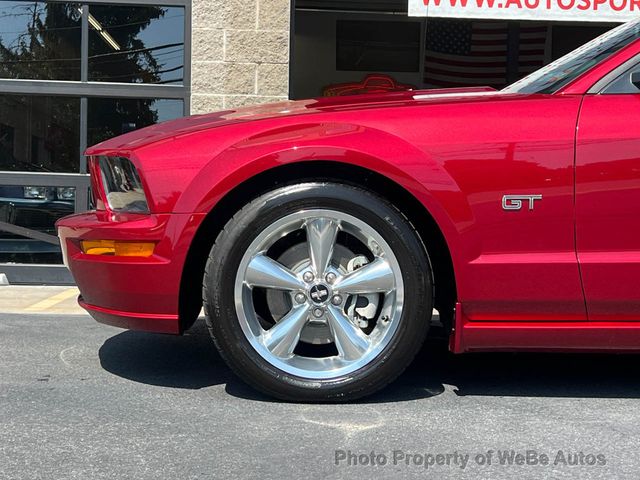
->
322, 74, 415, 97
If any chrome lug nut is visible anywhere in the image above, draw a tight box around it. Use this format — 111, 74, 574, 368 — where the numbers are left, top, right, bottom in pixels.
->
312, 308, 324, 318
331, 294, 343, 306
325, 272, 337, 284
303, 271, 314, 283
294, 293, 306, 304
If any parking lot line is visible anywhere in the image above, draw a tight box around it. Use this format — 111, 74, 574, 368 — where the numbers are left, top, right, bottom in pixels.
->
23, 288, 79, 313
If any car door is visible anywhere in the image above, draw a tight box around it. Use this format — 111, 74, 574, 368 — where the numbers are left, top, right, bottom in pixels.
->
576, 58, 640, 320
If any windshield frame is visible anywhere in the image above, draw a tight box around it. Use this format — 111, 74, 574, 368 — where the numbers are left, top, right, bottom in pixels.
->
502, 20, 640, 95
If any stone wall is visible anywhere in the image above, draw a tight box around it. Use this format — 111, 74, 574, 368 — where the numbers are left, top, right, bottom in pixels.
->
191, 0, 291, 114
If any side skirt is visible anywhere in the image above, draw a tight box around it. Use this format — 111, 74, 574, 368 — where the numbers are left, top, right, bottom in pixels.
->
449, 302, 640, 353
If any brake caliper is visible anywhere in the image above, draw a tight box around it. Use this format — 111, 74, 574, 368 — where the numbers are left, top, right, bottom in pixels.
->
344, 255, 379, 329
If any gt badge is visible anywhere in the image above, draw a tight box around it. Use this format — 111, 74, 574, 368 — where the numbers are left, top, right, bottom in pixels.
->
502, 195, 543, 211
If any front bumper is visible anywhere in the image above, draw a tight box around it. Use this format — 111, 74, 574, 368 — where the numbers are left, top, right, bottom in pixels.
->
57, 210, 206, 334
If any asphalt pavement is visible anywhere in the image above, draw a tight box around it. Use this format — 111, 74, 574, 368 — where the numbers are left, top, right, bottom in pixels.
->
1, 287, 640, 479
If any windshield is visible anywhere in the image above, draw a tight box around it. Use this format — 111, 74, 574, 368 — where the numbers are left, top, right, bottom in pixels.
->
503, 20, 640, 94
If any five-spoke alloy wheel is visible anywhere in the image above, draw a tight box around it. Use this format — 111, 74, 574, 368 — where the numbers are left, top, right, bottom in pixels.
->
204, 183, 432, 401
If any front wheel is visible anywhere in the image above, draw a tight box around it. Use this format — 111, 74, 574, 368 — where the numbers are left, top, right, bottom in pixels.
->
203, 182, 432, 401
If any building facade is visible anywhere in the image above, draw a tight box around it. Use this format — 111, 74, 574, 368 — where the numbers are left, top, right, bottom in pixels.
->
190, 0, 291, 113
0, 0, 631, 283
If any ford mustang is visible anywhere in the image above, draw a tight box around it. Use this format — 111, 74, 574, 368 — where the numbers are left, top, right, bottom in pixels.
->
57, 20, 640, 401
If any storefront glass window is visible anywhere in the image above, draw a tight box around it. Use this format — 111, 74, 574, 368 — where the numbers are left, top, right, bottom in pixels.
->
0, 184, 74, 264
87, 97, 183, 146
88, 5, 184, 84
0, 1, 81, 80
0, 95, 80, 264
0, 95, 80, 173
336, 20, 421, 72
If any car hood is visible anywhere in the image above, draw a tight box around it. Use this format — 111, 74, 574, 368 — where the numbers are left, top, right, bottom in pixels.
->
85, 87, 500, 155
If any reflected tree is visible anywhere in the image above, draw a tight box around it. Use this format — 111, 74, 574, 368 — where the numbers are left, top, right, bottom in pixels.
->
0, 2, 81, 80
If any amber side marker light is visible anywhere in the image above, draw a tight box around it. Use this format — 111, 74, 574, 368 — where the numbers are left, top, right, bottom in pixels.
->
81, 240, 155, 257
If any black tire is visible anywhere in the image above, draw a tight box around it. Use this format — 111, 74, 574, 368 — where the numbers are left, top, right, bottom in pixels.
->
203, 182, 433, 402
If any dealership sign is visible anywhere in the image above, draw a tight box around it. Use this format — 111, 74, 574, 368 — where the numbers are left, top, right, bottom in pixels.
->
408, 0, 640, 21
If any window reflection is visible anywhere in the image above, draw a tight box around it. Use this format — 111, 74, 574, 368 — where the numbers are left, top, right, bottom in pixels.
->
0, 1, 81, 80
88, 5, 184, 84
0, 95, 80, 172
87, 97, 183, 146
337, 20, 421, 72
0, 184, 75, 264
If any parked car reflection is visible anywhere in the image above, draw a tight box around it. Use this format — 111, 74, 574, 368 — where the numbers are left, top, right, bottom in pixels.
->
0, 152, 74, 264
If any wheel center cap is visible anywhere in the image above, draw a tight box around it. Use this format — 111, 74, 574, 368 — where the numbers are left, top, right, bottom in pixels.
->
309, 284, 330, 304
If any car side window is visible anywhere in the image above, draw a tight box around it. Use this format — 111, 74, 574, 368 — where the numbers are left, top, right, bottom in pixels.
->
601, 65, 640, 94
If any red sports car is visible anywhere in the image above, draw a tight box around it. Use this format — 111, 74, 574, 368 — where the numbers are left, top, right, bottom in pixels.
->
58, 20, 640, 401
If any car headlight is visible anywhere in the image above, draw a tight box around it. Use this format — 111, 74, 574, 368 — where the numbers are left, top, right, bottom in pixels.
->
98, 156, 149, 213
23, 186, 48, 199
56, 187, 76, 200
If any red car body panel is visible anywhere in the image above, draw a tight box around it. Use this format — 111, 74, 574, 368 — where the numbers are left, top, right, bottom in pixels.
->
57, 38, 640, 352
576, 94, 640, 321
57, 210, 207, 333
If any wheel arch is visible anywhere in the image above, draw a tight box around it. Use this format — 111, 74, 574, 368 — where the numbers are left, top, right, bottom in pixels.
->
178, 161, 457, 333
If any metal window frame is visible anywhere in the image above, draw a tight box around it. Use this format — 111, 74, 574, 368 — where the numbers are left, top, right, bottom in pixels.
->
0, 0, 192, 282
0, 79, 187, 99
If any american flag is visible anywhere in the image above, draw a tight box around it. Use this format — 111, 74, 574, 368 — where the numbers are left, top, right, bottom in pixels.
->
424, 20, 550, 90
